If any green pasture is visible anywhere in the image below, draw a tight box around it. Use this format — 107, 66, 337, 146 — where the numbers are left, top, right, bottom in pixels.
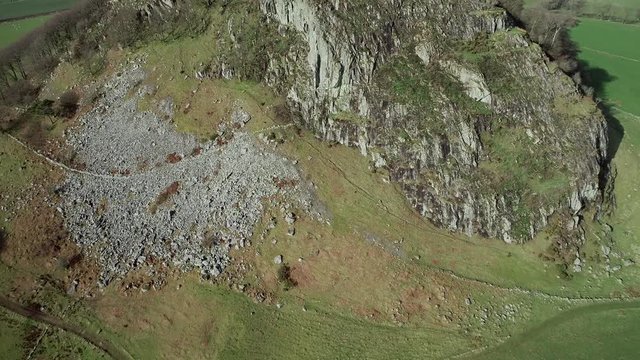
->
0, 0, 75, 21
0, 15, 51, 48
472, 301, 640, 360
572, 18, 640, 114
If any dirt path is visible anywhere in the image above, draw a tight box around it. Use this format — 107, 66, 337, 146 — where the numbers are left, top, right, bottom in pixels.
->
5, 133, 129, 180
0, 296, 133, 360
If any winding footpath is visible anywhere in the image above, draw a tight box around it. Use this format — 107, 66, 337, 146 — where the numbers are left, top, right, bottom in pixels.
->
0, 295, 133, 360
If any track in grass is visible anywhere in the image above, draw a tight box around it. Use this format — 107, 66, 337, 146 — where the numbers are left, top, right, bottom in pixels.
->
470, 300, 640, 359
0, 295, 132, 359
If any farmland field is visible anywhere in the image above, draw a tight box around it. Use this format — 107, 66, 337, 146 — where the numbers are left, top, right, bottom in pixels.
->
579, 0, 640, 22
0, 0, 75, 21
572, 18, 640, 115
0, 15, 51, 49
472, 301, 640, 360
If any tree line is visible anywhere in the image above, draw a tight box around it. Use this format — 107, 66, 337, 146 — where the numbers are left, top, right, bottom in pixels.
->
498, 0, 583, 74
546, 0, 640, 24
0, 0, 108, 106
0, 0, 209, 131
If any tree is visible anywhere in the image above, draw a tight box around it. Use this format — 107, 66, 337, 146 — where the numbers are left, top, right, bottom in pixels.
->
55, 90, 80, 118
541, 0, 585, 12
0, 106, 18, 131
2, 79, 39, 106
277, 263, 297, 290
498, 0, 580, 73
497, 0, 525, 19
0, 228, 6, 254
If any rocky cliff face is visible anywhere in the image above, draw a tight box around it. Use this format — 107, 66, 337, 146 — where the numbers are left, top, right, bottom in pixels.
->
256, 0, 609, 245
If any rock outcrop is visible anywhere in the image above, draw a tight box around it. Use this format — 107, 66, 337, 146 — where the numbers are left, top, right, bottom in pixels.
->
258, 0, 610, 244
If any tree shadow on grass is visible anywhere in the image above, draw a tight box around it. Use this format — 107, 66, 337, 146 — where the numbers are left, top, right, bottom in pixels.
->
578, 59, 623, 160
0, 228, 6, 254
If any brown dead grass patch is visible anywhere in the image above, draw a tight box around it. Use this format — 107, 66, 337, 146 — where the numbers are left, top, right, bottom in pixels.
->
165, 152, 183, 164
1, 178, 101, 300
150, 181, 180, 214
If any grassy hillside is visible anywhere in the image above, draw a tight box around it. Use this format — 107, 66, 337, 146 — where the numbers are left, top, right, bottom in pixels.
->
0, 0, 76, 21
580, 0, 640, 22
0, 15, 52, 49
0, 310, 107, 359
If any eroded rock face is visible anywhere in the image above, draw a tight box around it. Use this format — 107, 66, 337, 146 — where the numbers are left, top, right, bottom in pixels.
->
259, 0, 609, 243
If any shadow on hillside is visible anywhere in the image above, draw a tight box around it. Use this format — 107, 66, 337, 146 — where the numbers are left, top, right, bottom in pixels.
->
578, 59, 624, 160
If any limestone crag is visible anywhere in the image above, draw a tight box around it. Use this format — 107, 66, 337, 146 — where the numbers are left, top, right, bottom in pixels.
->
259, 0, 609, 244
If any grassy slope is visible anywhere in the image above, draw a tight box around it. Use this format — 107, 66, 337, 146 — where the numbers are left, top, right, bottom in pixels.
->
0, 135, 45, 231
607, 111, 640, 269
0, 308, 24, 359
0, 307, 107, 359
0, 0, 75, 21
95, 278, 473, 360
524, 0, 640, 8
0, 142, 105, 359
580, 0, 640, 20
0, 15, 51, 49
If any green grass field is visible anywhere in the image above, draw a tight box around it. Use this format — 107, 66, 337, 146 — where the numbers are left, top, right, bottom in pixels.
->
472, 301, 640, 359
0, 15, 51, 49
572, 18, 640, 115
580, 0, 640, 22
94, 281, 475, 360
0, 0, 75, 21
0, 307, 106, 359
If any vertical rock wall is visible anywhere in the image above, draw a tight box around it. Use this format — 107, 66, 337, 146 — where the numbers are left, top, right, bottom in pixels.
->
259, 0, 609, 244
